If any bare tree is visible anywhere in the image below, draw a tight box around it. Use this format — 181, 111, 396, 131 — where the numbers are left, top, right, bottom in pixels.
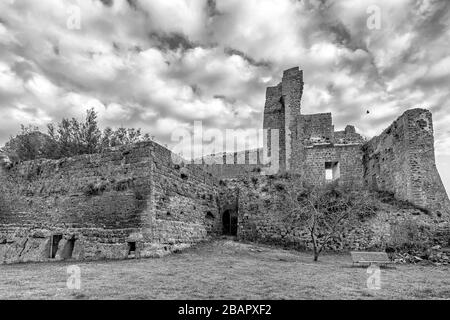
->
285, 181, 377, 261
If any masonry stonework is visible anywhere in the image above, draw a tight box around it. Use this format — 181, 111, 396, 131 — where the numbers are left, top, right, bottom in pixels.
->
363, 108, 450, 216
261, 68, 449, 218
232, 176, 448, 252
263, 67, 304, 172
1, 67, 449, 264
0, 141, 223, 264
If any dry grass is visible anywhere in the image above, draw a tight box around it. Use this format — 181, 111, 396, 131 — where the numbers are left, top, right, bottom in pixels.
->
1, 239, 449, 300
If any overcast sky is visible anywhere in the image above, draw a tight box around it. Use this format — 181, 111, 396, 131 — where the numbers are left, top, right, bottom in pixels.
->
0, 0, 449, 194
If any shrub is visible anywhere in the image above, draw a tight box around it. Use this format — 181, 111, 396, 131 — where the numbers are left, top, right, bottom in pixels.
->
377, 191, 430, 215
389, 220, 432, 250
274, 181, 285, 191
3, 109, 152, 162
114, 178, 132, 191
83, 181, 108, 196
134, 189, 145, 200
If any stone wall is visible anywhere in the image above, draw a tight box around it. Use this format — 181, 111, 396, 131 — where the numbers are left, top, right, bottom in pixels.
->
363, 109, 450, 217
191, 149, 264, 179
1, 67, 448, 264
263, 67, 304, 172
260, 68, 448, 218
282, 67, 303, 171
0, 141, 223, 264
286, 111, 365, 186
263, 83, 286, 172
298, 113, 334, 145
302, 144, 365, 186
334, 125, 366, 144
231, 176, 448, 252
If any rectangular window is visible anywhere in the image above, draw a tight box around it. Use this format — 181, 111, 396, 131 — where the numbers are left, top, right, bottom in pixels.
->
325, 162, 340, 181
325, 167, 333, 180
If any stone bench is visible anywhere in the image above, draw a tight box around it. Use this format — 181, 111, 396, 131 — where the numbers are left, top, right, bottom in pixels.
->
350, 251, 393, 267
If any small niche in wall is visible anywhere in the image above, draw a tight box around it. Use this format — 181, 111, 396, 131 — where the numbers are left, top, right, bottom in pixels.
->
61, 236, 76, 260
49, 234, 63, 259
205, 211, 215, 219
180, 167, 189, 180
128, 242, 136, 257
371, 174, 378, 190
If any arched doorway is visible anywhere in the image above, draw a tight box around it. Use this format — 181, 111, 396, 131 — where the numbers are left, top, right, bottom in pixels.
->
222, 209, 237, 236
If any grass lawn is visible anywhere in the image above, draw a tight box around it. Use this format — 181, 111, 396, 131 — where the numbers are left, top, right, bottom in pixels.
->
1, 239, 449, 300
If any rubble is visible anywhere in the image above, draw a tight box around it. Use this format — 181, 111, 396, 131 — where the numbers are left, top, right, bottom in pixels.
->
392, 247, 450, 265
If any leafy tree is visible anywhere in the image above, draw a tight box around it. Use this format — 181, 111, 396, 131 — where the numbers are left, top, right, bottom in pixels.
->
45, 123, 62, 159
100, 127, 114, 151
80, 108, 101, 154
3, 108, 152, 162
112, 127, 127, 146
47, 109, 101, 157
101, 126, 151, 149
52, 117, 76, 157
3, 125, 50, 161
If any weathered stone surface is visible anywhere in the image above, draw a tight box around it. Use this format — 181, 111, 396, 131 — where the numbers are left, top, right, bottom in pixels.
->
0, 67, 448, 265
0, 141, 223, 264
363, 108, 450, 216
229, 176, 449, 252
195, 68, 450, 218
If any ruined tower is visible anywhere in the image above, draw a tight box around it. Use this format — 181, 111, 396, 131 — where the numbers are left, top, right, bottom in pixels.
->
262, 67, 449, 217
263, 67, 304, 171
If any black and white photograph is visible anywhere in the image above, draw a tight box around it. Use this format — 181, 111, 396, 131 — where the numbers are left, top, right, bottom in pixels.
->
0, 0, 449, 306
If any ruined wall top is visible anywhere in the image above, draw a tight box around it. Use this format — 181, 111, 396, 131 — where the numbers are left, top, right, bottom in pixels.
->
364, 108, 450, 217
282, 66, 302, 80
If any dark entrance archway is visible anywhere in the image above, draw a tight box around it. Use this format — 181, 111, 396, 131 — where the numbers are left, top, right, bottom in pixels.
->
222, 209, 238, 236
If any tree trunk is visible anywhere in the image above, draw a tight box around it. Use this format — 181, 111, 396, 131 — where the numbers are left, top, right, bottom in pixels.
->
311, 235, 320, 262
313, 250, 319, 262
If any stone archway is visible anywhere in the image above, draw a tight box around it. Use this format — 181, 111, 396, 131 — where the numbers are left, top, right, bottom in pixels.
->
222, 209, 238, 236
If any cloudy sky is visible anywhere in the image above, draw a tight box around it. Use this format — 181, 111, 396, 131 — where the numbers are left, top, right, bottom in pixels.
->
0, 0, 449, 193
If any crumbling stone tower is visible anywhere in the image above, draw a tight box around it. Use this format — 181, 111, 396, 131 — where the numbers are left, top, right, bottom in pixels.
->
262, 67, 450, 217
263, 67, 304, 171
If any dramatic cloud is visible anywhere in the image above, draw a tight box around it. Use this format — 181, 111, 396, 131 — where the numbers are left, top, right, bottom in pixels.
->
0, 0, 449, 192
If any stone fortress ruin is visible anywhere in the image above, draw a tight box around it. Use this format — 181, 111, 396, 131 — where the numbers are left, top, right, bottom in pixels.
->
1, 67, 449, 264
